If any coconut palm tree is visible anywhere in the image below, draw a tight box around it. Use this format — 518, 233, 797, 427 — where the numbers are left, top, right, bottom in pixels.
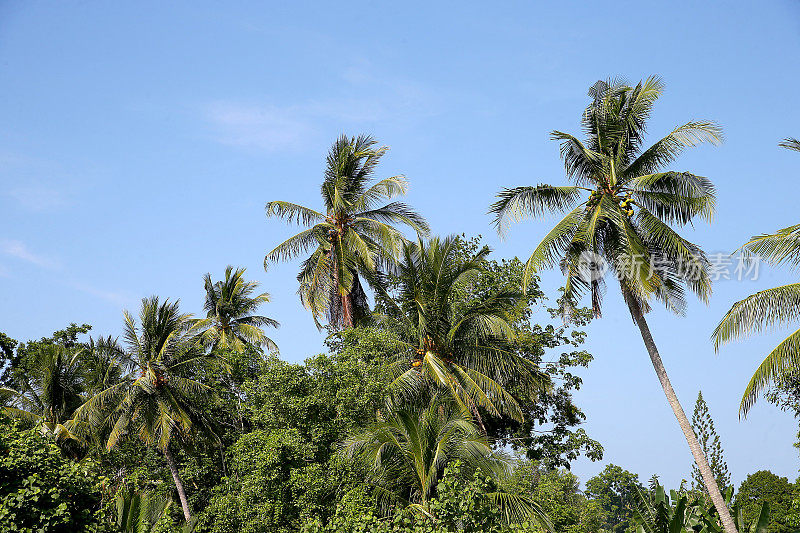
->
71, 297, 222, 523
196, 266, 279, 353
265, 134, 429, 329
489, 77, 736, 533
340, 396, 550, 528
81, 336, 125, 396
378, 235, 547, 427
1, 344, 84, 442
713, 138, 800, 415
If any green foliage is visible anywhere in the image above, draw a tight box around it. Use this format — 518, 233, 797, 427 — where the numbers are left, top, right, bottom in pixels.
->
735, 470, 795, 533
631, 484, 709, 533
632, 482, 773, 533
713, 143, 800, 414
197, 327, 392, 532
114, 488, 191, 533
72, 297, 222, 453
340, 397, 507, 509
490, 77, 720, 319
196, 265, 279, 353
378, 234, 555, 428
690, 391, 731, 493
302, 462, 548, 532
265, 134, 428, 329
2, 344, 86, 443
428, 236, 602, 468
0, 417, 106, 532
198, 428, 321, 533
504, 460, 603, 533
0, 331, 18, 383
490, 78, 733, 529
2, 323, 92, 385
585, 464, 644, 533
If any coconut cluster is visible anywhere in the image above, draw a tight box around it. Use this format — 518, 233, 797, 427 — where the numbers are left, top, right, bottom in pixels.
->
585, 190, 635, 217
411, 348, 424, 367
619, 196, 635, 217
585, 190, 602, 210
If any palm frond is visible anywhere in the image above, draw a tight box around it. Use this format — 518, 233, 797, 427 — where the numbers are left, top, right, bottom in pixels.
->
490, 185, 583, 236
739, 327, 800, 416
738, 224, 800, 269
625, 121, 723, 178
779, 137, 800, 152
712, 284, 800, 349
521, 207, 585, 290
264, 201, 324, 226
628, 172, 716, 224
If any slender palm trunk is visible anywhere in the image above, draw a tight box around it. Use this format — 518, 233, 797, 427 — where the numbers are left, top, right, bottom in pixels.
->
620, 283, 737, 533
342, 290, 354, 328
163, 447, 192, 522
330, 240, 354, 328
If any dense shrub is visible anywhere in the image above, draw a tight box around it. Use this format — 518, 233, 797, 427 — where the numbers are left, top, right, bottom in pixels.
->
0, 418, 107, 532
301, 464, 540, 533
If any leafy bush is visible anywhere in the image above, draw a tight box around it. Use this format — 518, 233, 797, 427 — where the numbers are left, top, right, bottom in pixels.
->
301, 463, 543, 533
0, 418, 107, 531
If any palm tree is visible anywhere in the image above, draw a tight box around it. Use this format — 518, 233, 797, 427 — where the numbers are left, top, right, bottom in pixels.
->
340, 396, 550, 528
265, 134, 429, 329
713, 138, 800, 415
71, 297, 222, 523
489, 77, 736, 533
81, 336, 125, 396
114, 488, 197, 532
196, 266, 279, 353
1, 344, 84, 442
378, 235, 547, 427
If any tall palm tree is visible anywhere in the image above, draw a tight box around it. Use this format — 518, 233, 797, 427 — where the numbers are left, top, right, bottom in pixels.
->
489, 77, 736, 533
71, 297, 222, 523
713, 138, 800, 415
265, 134, 429, 329
378, 236, 547, 427
196, 266, 279, 353
1, 344, 84, 442
340, 396, 550, 528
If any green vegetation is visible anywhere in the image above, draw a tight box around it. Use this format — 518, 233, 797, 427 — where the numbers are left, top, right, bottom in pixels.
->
714, 139, 800, 414
0, 418, 105, 531
2, 82, 797, 532
265, 134, 428, 329
691, 391, 731, 494
490, 76, 738, 533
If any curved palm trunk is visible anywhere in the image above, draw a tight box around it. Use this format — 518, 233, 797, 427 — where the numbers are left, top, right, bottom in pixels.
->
620, 283, 737, 533
163, 447, 192, 522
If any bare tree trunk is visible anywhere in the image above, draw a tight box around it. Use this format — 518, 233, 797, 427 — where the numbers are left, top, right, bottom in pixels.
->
163, 447, 192, 523
620, 282, 737, 533
330, 240, 353, 329
342, 291, 354, 328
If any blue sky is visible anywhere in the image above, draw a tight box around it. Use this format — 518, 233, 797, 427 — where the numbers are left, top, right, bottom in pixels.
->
2, 1, 799, 489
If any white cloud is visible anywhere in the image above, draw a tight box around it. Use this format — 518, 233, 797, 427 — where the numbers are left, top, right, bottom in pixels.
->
0, 239, 57, 268
0, 239, 129, 305
69, 281, 134, 307
203, 63, 441, 152
206, 103, 316, 151
8, 186, 67, 212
